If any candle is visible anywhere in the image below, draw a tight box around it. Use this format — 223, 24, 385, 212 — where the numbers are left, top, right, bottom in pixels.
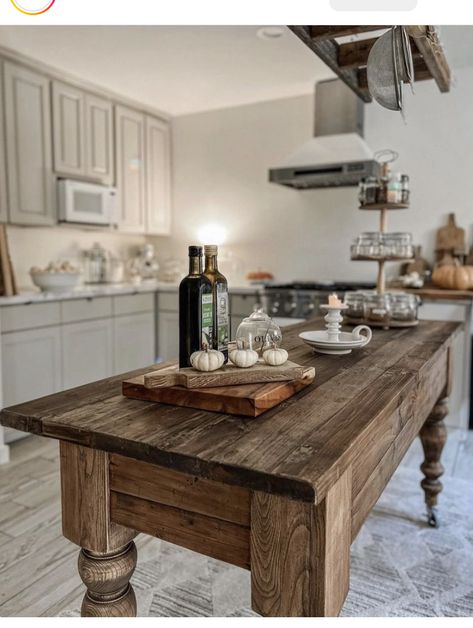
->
328, 293, 342, 307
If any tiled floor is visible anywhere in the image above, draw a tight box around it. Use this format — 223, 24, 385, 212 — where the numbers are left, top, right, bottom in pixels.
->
0, 429, 471, 616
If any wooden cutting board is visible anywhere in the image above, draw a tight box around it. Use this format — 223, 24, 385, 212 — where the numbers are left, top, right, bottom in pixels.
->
123, 366, 315, 418
436, 213, 466, 258
143, 360, 304, 389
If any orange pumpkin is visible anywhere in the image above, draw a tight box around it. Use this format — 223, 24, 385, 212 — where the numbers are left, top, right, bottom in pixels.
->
432, 265, 473, 290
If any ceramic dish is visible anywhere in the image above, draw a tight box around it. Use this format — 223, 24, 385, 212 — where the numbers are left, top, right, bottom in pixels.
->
299, 326, 372, 355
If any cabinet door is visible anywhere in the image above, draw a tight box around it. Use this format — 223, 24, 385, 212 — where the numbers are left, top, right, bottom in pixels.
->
0, 62, 8, 223
4, 62, 55, 226
52, 81, 86, 177
114, 312, 155, 374
145, 115, 171, 235
115, 105, 145, 233
62, 319, 113, 388
86, 94, 114, 184
1, 326, 62, 407
157, 311, 179, 362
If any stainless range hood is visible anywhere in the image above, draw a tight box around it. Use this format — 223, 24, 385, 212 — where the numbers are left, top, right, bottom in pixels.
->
269, 79, 380, 189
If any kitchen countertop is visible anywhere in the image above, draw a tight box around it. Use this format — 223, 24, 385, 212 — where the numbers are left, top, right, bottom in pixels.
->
0, 281, 261, 306
407, 287, 473, 302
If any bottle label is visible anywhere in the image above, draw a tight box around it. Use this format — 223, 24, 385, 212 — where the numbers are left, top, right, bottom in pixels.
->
201, 293, 213, 349
216, 287, 229, 351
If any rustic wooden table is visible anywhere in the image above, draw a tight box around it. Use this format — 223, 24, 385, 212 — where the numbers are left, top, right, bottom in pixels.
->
0, 319, 460, 617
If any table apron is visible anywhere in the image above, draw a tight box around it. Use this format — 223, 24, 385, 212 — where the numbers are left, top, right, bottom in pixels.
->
351, 345, 450, 538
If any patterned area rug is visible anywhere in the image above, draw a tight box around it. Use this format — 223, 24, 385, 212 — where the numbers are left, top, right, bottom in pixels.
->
61, 466, 473, 617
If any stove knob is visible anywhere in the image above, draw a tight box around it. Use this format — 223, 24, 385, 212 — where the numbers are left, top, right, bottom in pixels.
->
290, 302, 297, 310
271, 301, 280, 314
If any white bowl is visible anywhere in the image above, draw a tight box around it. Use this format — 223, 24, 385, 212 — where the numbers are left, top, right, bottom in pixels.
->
31, 271, 81, 293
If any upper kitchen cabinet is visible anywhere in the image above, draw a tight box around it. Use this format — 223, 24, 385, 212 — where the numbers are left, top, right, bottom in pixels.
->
115, 105, 146, 233
52, 81, 86, 177
145, 115, 171, 235
3, 62, 55, 226
0, 62, 8, 223
86, 93, 114, 184
52, 81, 114, 184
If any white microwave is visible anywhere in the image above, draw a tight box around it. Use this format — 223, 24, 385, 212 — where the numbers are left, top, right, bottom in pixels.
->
58, 179, 117, 226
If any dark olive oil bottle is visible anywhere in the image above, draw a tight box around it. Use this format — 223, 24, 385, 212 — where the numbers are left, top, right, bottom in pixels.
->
203, 245, 229, 363
179, 246, 213, 368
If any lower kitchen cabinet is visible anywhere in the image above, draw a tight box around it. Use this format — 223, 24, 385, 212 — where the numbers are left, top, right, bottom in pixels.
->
62, 318, 113, 388
157, 311, 179, 362
0, 291, 161, 451
114, 312, 155, 374
1, 326, 62, 443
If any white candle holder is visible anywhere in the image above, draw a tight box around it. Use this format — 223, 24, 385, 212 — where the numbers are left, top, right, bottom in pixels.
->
320, 303, 349, 343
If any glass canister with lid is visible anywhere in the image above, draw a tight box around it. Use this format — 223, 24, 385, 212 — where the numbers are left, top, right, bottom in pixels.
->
388, 292, 420, 323
383, 232, 414, 258
235, 308, 282, 354
363, 293, 392, 326
344, 292, 367, 320
351, 232, 384, 259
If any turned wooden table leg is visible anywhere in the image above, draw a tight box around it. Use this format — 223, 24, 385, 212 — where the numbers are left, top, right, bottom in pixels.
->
250, 468, 351, 617
79, 541, 137, 616
419, 396, 448, 528
60, 441, 137, 617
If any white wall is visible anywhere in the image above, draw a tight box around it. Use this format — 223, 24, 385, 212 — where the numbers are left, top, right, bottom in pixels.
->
169, 67, 473, 284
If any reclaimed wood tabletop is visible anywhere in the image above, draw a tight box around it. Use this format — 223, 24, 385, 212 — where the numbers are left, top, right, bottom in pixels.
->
0, 318, 460, 617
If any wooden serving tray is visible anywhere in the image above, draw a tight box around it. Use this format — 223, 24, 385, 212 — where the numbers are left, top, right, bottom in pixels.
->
123, 366, 316, 418
143, 360, 304, 389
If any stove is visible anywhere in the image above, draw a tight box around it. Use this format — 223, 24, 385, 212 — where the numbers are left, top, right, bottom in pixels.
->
261, 281, 375, 321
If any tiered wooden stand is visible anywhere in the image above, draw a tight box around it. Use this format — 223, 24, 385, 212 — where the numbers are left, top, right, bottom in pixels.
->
348, 201, 418, 329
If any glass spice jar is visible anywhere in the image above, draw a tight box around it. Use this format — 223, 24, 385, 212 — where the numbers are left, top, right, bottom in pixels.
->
387, 173, 403, 204
363, 176, 379, 206
401, 174, 410, 205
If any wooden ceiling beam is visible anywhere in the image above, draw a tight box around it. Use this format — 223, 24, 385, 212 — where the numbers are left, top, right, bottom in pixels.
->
309, 26, 387, 41
338, 36, 423, 70
289, 26, 372, 103
406, 25, 451, 93
290, 25, 451, 101
338, 37, 378, 69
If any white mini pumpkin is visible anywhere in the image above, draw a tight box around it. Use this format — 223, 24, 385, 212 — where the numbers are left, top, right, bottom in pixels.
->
263, 346, 288, 366
229, 348, 259, 368
190, 347, 225, 372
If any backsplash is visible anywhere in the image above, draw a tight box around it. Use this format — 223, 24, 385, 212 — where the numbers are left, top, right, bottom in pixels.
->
7, 225, 170, 290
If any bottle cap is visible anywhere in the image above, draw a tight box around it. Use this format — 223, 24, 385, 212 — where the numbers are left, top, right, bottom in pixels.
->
188, 246, 202, 257
204, 245, 218, 256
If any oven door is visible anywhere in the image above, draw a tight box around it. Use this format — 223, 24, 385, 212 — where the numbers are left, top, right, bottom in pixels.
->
58, 180, 116, 225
